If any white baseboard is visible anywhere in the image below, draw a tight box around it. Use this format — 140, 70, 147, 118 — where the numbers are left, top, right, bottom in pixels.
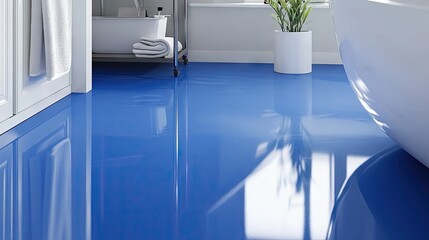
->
0, 86, 71, 136
313, 52, 343, 64
189, 50, 274, 63
188, 50, 342, 64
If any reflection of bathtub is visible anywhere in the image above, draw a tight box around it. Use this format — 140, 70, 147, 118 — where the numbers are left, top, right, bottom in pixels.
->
92, 17, 167, 53
330, 0, 429, 166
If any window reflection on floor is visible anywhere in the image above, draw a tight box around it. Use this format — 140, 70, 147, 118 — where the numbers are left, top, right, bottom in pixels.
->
206, 115, 388, 240
245, 148, 305, 240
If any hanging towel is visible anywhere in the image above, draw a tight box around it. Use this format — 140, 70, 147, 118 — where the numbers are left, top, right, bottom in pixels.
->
29, 0, 46, 76
41, 0, 72, 80
29, 0, 72, 79
132, 37, 182, 59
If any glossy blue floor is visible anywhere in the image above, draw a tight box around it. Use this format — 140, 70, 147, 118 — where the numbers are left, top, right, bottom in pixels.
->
0, 63, 428, 240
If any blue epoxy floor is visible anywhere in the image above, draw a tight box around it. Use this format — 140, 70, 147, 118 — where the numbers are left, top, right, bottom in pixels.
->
0, 62, 428, 240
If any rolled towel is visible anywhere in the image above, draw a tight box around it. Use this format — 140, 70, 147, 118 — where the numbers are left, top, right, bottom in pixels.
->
133, 43, 165, 51
132, 50, 169, 59
133, 37, 182, 59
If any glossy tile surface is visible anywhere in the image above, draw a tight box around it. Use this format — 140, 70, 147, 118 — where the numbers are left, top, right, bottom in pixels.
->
0, 63, 427, 240
328, 146, 429, 240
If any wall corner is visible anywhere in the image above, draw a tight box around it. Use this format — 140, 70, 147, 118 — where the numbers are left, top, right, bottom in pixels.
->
72, 0, 93, 93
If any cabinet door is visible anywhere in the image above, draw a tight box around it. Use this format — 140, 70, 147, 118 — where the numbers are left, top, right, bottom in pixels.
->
15, 0, 71, 112
0, 144, 13, 240
0, 0, 14, 122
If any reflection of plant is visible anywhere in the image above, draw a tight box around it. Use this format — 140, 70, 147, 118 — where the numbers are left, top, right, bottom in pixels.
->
274, 117, 311, 197
265, 0, 312, 32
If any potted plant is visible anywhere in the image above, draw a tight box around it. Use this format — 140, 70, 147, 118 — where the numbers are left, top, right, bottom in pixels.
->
265, 0, 312, 74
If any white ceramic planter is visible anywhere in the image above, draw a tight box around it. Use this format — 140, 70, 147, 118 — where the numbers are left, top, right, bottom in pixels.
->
274, 30, 312, 74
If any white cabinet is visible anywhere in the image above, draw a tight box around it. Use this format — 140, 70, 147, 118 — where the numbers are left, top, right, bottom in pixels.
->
0, 0, 14, 122
0, 0, 73, 134
15, 0, 71, 113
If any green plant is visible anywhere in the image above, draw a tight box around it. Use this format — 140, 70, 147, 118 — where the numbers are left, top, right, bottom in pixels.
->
265, 0, 312, 32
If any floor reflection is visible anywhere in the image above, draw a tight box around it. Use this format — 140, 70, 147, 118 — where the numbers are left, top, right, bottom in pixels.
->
0, 94, 91, 240
1, 63, 427, 240
176, 64, 396, 240
329, 147, 429, 240
91, 73, 177, 240
19, 110, 72, 240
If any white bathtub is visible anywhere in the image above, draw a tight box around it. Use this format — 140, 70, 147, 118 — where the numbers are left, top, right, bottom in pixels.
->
92, 17, 167, 54
330, 0, 429, 166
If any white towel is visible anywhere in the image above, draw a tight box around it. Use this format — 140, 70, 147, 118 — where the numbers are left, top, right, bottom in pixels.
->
29, 0, 46, 76
29, 0, 72, 80
133, 43, 165, 51
133, 37, 182, 59
42, 0, 72, 80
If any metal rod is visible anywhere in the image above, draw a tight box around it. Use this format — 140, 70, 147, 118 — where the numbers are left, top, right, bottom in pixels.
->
100, 0, 104, 16
173, 0, 179, 71
185, 0, 188, 51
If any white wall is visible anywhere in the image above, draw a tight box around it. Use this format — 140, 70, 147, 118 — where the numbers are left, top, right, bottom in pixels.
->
90, 0, 340, 64
188, 3, 341, 64
73, 0, 93, 93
